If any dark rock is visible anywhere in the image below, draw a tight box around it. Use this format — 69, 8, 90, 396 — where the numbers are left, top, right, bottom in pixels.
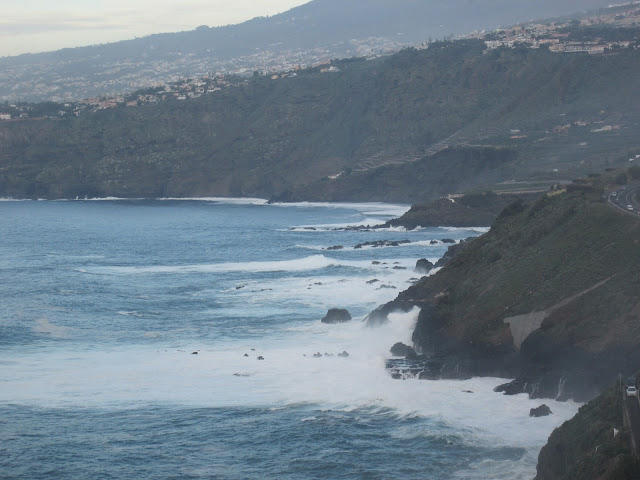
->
463, 390, 474, 393
338, 351, 350, 358
441, 238, 456, 244
321, 308, 352, 324
354, 239, 411, 249
530, 404, 553, 417
390, 342, 418, 359
430, 240, 438, 245
393, 266, 407, 270
377, 285, 396, 290
326, 245, 344, 250
372, 261, 381, 265
434, 238, 476, 268
324, 353, 333, 357
257, 356, 265, 360
415, 258, 435, 274
236, 285, 244, 290
244, 353, 249, 357
313, 352, 323, 358
367, 279, 380, 284
192, 351, 198, 355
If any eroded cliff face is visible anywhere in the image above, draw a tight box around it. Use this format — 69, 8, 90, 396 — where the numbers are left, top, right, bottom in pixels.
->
373, 173, 640, 401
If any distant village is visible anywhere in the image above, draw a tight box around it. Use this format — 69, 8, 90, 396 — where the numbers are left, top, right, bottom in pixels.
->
469, 1, 640, 53
1, 1, 639, 122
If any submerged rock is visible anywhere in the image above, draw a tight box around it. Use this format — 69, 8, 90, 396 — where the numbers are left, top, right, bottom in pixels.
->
321, 308, 352, 324
530, 404, 553, 417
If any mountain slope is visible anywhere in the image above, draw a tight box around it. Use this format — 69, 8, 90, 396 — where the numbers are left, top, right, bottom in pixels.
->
1, 41, 639, 201
0, 0, 612, 102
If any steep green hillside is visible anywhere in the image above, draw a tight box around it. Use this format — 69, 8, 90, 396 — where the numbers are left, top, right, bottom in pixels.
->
536, 385, 639, 480
1, 41, 640, 199
371, 168, 640, 401
384, 190, 541, 228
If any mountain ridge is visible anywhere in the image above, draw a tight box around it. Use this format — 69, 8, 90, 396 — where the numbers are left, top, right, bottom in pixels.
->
0, 0, 612, 102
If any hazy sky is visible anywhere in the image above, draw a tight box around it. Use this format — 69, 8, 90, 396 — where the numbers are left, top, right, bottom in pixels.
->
0, 0, 310, 57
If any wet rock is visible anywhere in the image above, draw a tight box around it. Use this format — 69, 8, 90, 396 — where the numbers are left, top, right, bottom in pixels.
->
530, 404, 553, 417
377, 285, 396, 290
430, 240, 438, 245
390, 342, 418, 359
415, 258, 435, 274
393, 266, 407, 270
244, 353, 249, 357
326, 245, 344, 250
321, 308, 352, 324
338, 351, 350, 358
257, 356, 265, 361
441, 238, 456, 244
372, 261, 381, 265
367, 279, 380, 284
354, 240, 411, 249
236, 285, 245, 290
463, 390, 474, 394
191, 351, 199, 355
313, 352, 323, 358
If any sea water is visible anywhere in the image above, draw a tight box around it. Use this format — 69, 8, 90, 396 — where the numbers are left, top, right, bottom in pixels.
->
0, 199, 578, 479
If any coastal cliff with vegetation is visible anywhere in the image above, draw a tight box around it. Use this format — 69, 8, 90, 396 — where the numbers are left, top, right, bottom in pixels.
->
374, 168, 640, 403
1, 38, 640, 201
535, 384, 639, 479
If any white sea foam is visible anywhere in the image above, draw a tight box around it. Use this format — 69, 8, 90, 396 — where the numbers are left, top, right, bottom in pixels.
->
83, 255, 418, 276
2, 309, 579, 454
440, 226, 491, 233
273, 201, 409, 218
157, 197, 269, 205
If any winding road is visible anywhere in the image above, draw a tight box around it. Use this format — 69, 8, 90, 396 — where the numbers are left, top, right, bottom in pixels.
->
608, 183, 640, 217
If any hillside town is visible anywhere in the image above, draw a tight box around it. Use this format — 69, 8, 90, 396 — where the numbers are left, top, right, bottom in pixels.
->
1, 1, 639, 121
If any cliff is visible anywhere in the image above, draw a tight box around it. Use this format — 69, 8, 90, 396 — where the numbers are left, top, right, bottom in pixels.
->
535, 385, 638, 479
1, 41, 640, 201
373, 169, 640, 402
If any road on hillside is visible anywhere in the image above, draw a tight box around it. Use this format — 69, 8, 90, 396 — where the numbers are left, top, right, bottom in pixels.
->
608, 183, 640, 216
624, 387, 640, 458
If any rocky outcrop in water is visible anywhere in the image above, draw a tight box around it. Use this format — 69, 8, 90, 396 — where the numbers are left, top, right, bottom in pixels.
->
321, 308, 352, 324
415, 258, 434, 274
354, 240, 411, 249
530, 404, 552, 417
390, 342, 418, 359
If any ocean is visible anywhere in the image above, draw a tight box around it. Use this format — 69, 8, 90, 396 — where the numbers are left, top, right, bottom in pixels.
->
0, 199, 579, 479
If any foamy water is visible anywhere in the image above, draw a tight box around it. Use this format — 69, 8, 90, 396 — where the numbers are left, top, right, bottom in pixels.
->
0, 199, 577, 480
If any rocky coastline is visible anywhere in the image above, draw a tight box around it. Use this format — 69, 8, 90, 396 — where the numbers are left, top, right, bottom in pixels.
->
369, 170, 640, 405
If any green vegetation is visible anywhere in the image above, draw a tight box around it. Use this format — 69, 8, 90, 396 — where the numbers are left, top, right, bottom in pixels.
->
536, 384, 639, 480
385, 190, 541, 228
1, 38, 640, 200
379, 169, 640, 400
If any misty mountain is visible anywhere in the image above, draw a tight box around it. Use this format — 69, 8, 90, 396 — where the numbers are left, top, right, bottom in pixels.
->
0, 0, 611, 102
